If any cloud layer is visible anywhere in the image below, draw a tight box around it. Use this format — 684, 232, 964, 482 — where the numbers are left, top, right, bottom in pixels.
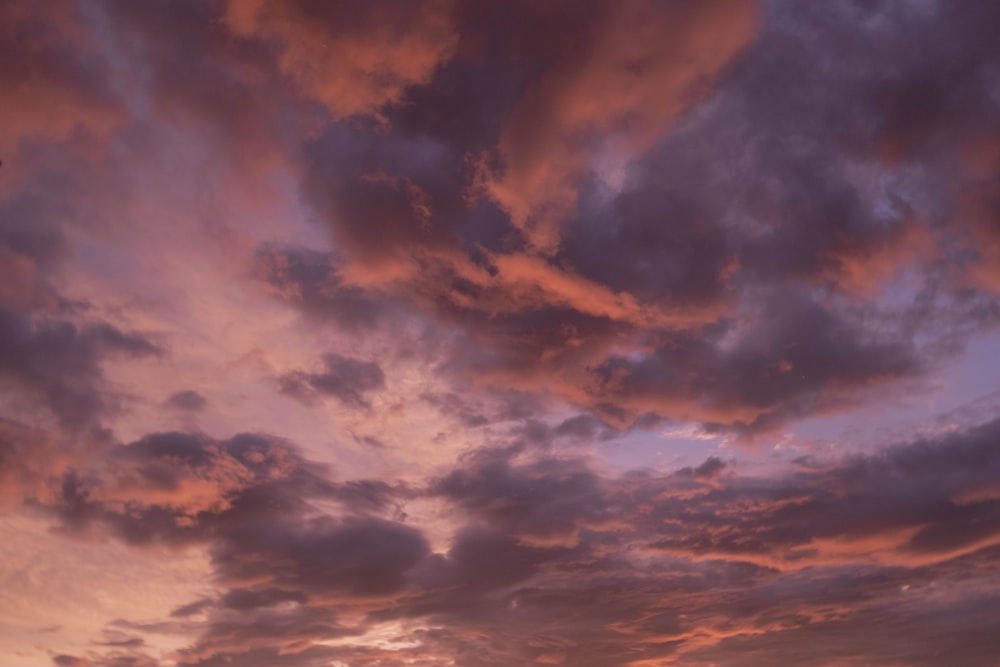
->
1, 1, 999, 665
31, 420, 1000, 666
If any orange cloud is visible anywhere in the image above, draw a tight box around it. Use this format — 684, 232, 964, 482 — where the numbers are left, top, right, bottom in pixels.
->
0, 1, 121, 153
480, 0, 759, 252
223, 0, 458, 120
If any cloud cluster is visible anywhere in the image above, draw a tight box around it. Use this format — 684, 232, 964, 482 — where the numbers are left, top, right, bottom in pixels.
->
255, 0, 1000, 434
9, 0, 988, 435
40, 418, 1000, 666
1, 1, 999, 666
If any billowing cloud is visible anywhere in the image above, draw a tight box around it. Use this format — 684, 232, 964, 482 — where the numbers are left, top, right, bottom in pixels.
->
40, 418, 1000, 666
1, 1, 1000, 666
267, 0, 1000, 435
478, 0, 759, 252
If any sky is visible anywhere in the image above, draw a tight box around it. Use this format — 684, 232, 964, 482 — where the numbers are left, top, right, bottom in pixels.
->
2, 0, 1000, 665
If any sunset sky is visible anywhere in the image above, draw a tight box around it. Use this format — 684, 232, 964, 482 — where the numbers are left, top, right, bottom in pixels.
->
2, 1, 1000, 665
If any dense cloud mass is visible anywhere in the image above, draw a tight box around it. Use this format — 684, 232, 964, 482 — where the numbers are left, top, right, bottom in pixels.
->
1, 1, 999, 665
29, 421, 1000, 666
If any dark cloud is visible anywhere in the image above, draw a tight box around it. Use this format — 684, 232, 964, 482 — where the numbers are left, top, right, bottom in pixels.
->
36, 428, 425, 664
46, 417, 1000, 666
165, 390, 207, 412
255, 245, 387, 332
41, 433, 411, 545
53, 657, 87, 667
589, 289, 923, 432
434, 451, 606, 543
403, 421, 1000, 665
685, 584, 1000, 667
0, 308, 160, 429
278, 353, 386, 408
219, 587, 308, 612
53, 655, 158, 667
687, 456, 727, 479
5, 1, 1000, 666
213, 515, 428, 597
259, 0, 1000, 436
94, 637, 144, 649
639, 418, 1000, 563
0, 0, 121, 152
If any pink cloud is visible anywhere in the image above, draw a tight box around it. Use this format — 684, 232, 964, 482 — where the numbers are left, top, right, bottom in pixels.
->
223, 0, 458, 121
478, 0, 758, 252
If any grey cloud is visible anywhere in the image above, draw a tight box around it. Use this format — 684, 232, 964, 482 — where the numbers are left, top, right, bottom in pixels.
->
275, 0, 1000, 435
54, 431, 337, 544
51, 416, 1000, 667
278, 353, 386, 408
165, 390, 207, 412
214, 515, 429, 597
0, 308, 160, 429
255, 245, 386, 333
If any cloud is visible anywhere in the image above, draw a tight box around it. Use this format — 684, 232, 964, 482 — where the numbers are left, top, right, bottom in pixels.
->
213, 515, 428, 597
0, 308, 160, 429
278, 353, 386, 408
405, 420, 1000, 664
1, 2, 998, 666
51, 432, 341, 545
586, 288, 922, 432
264, 0, 1000, 436
477, 0, 758, 252
166, 390, 207, 412
35, 416, 1000, 666
222, 0, 458, 120
254, 245, 388, 333
0, 1, 121, 153
53, 654, 159, 667
6, 0, 999, 443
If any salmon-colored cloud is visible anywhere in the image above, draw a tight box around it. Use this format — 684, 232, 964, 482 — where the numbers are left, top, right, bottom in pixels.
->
222, 0, 458, 121
3, 2, 1000, 666
0, 1, 121, 153
17, 417, 1000, 666
479, 0, 758, 252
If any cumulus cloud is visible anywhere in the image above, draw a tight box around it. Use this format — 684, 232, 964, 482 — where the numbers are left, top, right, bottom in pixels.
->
34, 418, 1000, 666
1, 1, 999, 665
254, 245, 387, 333
261, 0, 1000, 435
